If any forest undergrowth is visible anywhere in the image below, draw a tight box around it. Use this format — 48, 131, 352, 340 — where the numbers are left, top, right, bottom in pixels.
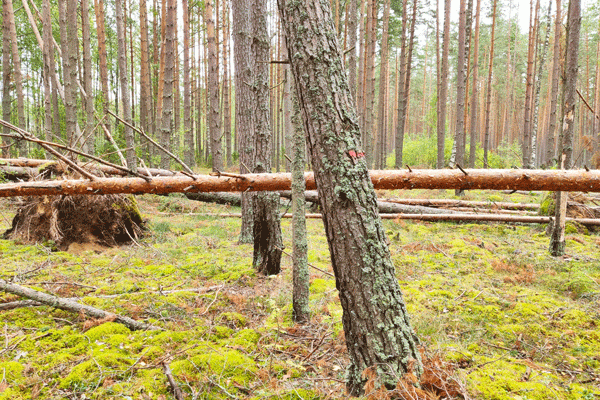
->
0, 189, 599, 399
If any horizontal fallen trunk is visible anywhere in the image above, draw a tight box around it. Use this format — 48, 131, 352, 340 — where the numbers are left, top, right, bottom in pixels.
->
0, 169, 600, 198
184, 192, 242, 206
0, 158, 177, 177
379, 198, 540, 211
188, 212, 600, 225
0, 279, 159, 331
280, 190, 458, 214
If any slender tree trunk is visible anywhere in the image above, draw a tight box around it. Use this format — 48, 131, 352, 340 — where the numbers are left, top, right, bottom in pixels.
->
531, 0, 553, 169
41, 0, 53, 151
81, 0, 94, 154
438, 0, 451, 168
251, 0, 283, 275
347, 0, 358, 100
394, 0, 409, 168
594, 40, 600, 158
550, 0, 580, 256
116, 0, 136, 171
376, 0, 391, 169
278, 0, 421, 394
159, 0, 176, 169
483, 0, 497, 168
523, 0, 540, 167
233, 0, 254, 243
223, 0, 232, 168
468, 0, 481, 167
546, 0, 562, 167
2, 0, 12, 157
363, 0, 377, 166
140, 0, 152, 160
205, 0, 223, 172
5, 0, 26, 155
454, 0, 468, 177
182, 0, 194, 167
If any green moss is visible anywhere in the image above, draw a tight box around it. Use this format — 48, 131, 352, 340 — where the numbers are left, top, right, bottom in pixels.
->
85, 322, 131, 341
60, 352, 134, 389
0, 361, 25, 384
232, 329, 261, 347
218, 312, 248, 328
211, 325, 234, 340
171, 348, 257, 385
309, 278, 333, 294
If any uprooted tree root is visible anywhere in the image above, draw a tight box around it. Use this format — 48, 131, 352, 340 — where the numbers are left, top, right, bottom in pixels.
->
3, 194, 145, 251
363, 349, 469, 400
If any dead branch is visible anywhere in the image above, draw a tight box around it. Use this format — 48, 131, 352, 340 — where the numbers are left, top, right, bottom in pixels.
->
162, 362, 185, 400
0, 279, 159, 331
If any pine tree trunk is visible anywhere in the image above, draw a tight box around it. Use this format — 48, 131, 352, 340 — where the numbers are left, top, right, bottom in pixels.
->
523, 0, 540, 168
5, 0, 26, 155
41, 0, 53, 151
454, 0, 468, 180
183, 0, 194, 167
205, 0, 223, 172
347, 0, 358, 100
357, 0, 366, 138
376, 0, 391, 170
278, 0, 422, 394
250, 0, 283, 275
116, 0, 136, 171
546, 0, 561, 167
223, 0, 232, 168
531, 0, 553, 169
438, 0, 451, 169
483, 0, 497, 168
363, 0, 377, 167
232, 0, 254, 244
159, 0, 176, 169
469, 0, 481, 167
140, 0, 152, 160
2, 0, 11, 157
394, 0, 409, 168
81, 0, 94, 155
550, 0, 580, 256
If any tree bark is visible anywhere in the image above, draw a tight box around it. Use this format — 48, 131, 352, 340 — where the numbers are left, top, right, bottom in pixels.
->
183, 0, 194, 167
550, 0, 580, 256
483, 0, 498, 168
438, 0, 451, 169
81, 0, 94, 154
250, 0, 283, 276
232, 0, 254, 244
222, 0, 232, 168
394, 0, 409, 168
159, 0, 176, 169
140, 0, 153, 159
2, 0, 11, 158
530, 0, 553, 169
2, 168, 600, 198
376, 0, 391, 169
454, 0, 468, 175
94, 0, 111, 151
468, 0, 481, 167
546, 0, 561, 167
363, 0, 377, 166
522, 0, 540, 168
205, 0, 223, 172
41, 0, 53, 152
5, 0, 26, 155
278, 0, 422, 394
116, 0, 136, 171
347, 0, 358, 101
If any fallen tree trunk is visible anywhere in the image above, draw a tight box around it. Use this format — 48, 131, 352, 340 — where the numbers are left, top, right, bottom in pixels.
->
379, 198, 540, 211
0, 279, 159, 331
0, 166, 40, 181
1, 169, 600, 198
280, 190, 459, 214
0, 158, 177, 177
184, 192, 242, 206
190, 212, 600, 225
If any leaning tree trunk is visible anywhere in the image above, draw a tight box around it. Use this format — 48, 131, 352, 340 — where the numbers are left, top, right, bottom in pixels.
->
550, 0, 580, 256
278, 0, 422, 394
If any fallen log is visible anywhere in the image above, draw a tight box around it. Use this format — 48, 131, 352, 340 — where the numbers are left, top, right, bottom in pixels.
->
0, 169, 600, 198
0, 158, 177, 178
189, 212, 600, 225
0, 279, 159, 331
280, 190, 458, 214
0, 166, 40, 181
184, 192, 242, 206
379, 198, 540, 211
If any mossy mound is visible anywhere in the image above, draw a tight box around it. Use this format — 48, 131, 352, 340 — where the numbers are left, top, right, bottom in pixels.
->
3, 194, 144, 251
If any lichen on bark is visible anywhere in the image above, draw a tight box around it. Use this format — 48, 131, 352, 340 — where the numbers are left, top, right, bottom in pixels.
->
278, 0, 422, 394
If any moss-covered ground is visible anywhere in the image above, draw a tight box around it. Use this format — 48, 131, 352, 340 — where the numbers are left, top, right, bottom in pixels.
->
0, 189, 599, 399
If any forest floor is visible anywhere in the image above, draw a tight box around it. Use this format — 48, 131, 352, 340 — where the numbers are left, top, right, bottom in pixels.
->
0, 188, 599, 399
